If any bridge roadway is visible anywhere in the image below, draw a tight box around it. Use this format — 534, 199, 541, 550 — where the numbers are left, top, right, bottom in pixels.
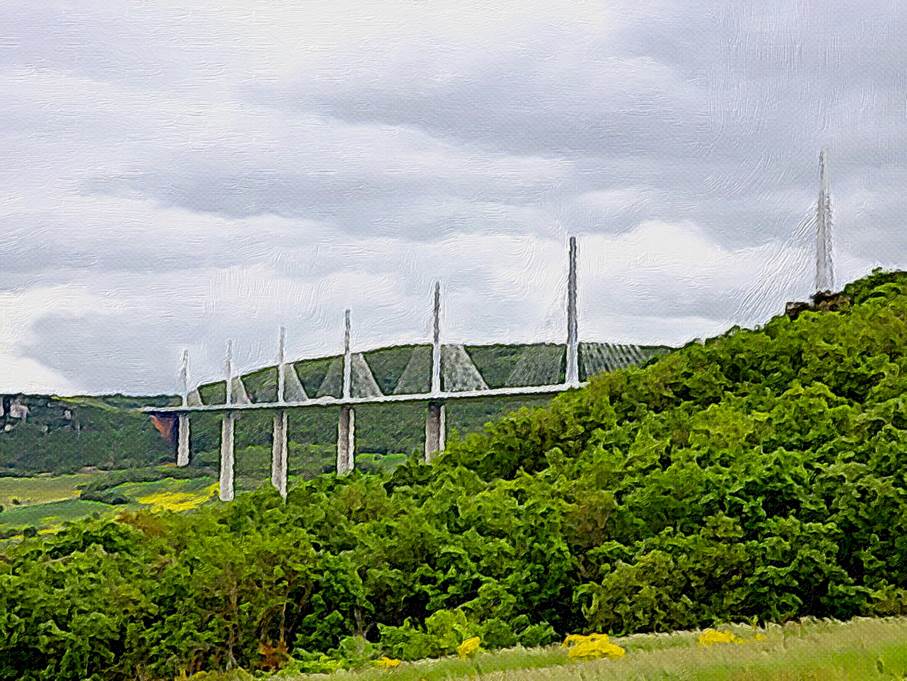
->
142, 381, 586, 414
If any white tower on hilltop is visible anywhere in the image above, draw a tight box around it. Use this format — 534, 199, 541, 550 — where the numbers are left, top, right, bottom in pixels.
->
816, 149, 835, 293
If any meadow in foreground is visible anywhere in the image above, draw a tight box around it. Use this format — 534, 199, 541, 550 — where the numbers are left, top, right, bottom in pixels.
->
187, 617, 907, 680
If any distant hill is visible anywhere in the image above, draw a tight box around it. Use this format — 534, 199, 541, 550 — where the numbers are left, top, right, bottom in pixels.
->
0, 342, 667, 477
192, 341, 669, 404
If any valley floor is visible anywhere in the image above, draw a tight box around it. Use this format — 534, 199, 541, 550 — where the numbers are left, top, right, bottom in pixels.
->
289, 617, 907, 681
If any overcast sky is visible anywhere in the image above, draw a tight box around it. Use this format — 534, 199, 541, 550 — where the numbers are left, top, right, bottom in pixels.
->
1, 0, 905, 394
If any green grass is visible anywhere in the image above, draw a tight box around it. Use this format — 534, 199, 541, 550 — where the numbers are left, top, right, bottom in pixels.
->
0, 472, 219, 532
0, 498, 111, 529
111, 476, 214, 500
286, 617, 907, 680
0, 473, 97, 507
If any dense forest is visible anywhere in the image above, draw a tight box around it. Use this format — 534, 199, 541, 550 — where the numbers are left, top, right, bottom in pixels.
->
0, 270, 904, 680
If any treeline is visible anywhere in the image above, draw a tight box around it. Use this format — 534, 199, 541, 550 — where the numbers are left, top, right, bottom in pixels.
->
0, 270, 904, 680
0, 395, 174, 475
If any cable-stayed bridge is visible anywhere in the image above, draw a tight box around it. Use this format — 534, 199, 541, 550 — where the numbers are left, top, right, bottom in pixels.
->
146, 237, 670, 501
144, 150, 839, 502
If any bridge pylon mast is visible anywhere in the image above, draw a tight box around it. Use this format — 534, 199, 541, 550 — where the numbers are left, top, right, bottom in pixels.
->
425, 282, 445, 462
565, 236, 579, 387
816, 149, 835, 293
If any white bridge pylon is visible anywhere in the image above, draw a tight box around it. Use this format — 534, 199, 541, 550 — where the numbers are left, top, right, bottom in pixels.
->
148, 237, 585, 501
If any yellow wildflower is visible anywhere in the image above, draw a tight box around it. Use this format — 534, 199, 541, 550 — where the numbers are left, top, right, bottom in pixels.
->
697, 628, 743, 646
561, 633, 588, 647
563, 633, 625, 660
137, 483, 218, 513
375, 656, 401, 669
457, 636, 481, 658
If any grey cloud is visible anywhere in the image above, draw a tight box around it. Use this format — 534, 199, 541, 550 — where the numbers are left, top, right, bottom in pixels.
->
2, 1, 906, 393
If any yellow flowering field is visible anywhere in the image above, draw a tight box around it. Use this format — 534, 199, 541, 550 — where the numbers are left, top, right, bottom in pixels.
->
137, 482, 218, 512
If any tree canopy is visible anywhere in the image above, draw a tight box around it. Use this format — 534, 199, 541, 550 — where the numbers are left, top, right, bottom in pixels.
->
1, 270, 905, 680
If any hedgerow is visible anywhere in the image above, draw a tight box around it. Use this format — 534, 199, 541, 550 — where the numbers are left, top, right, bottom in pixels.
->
0, 270, 904, 680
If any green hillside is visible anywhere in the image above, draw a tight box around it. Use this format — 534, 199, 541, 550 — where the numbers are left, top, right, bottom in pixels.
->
0, 269, 904, 681
0, 342, 667, 477
0, 394, 174, 475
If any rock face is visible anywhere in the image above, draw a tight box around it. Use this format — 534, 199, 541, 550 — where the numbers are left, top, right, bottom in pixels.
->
785, 291, 851, 320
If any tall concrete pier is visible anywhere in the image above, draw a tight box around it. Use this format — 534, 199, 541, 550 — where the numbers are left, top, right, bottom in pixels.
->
425, 401, 445, 460
337, 310, 355, 475
272, 326, 289, 498
176, 349, 190, 467
219, 340, 236, 502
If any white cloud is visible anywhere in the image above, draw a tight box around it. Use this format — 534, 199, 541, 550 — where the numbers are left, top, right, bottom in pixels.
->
0, 286, 123, 393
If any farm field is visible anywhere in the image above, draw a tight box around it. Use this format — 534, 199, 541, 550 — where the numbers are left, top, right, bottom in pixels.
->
0, 449, 414, 534
0, 472, 97, 507
0, 472, 220, 533
0, 498, 111, 530
286, 617, 907, 681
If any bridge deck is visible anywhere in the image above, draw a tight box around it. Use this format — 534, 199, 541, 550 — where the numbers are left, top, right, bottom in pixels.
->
141, 382, 587, 414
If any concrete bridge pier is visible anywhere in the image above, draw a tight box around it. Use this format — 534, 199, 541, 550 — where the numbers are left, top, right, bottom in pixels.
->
177, 413, 190, 467
176, 349, 191, 467
337, 405, 355, 474
272, 410, 288, 497
219, 341, 236, 502
336, 310, 356, 475
271, 327, 289, 498
424, 282, 445, 462
424, 401, 445, 462
219, 412, 236, 501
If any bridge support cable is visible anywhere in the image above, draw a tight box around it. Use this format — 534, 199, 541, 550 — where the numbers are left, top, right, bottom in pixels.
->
442, 345, 488, 391
733, 151, 836, 327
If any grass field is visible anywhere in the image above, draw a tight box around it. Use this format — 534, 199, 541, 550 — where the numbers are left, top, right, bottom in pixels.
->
288, 617, 907, 681
0, 498, 111, 529
0, 472, 97, 507
0, 473, 218, 532
112, 476, 214, 500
